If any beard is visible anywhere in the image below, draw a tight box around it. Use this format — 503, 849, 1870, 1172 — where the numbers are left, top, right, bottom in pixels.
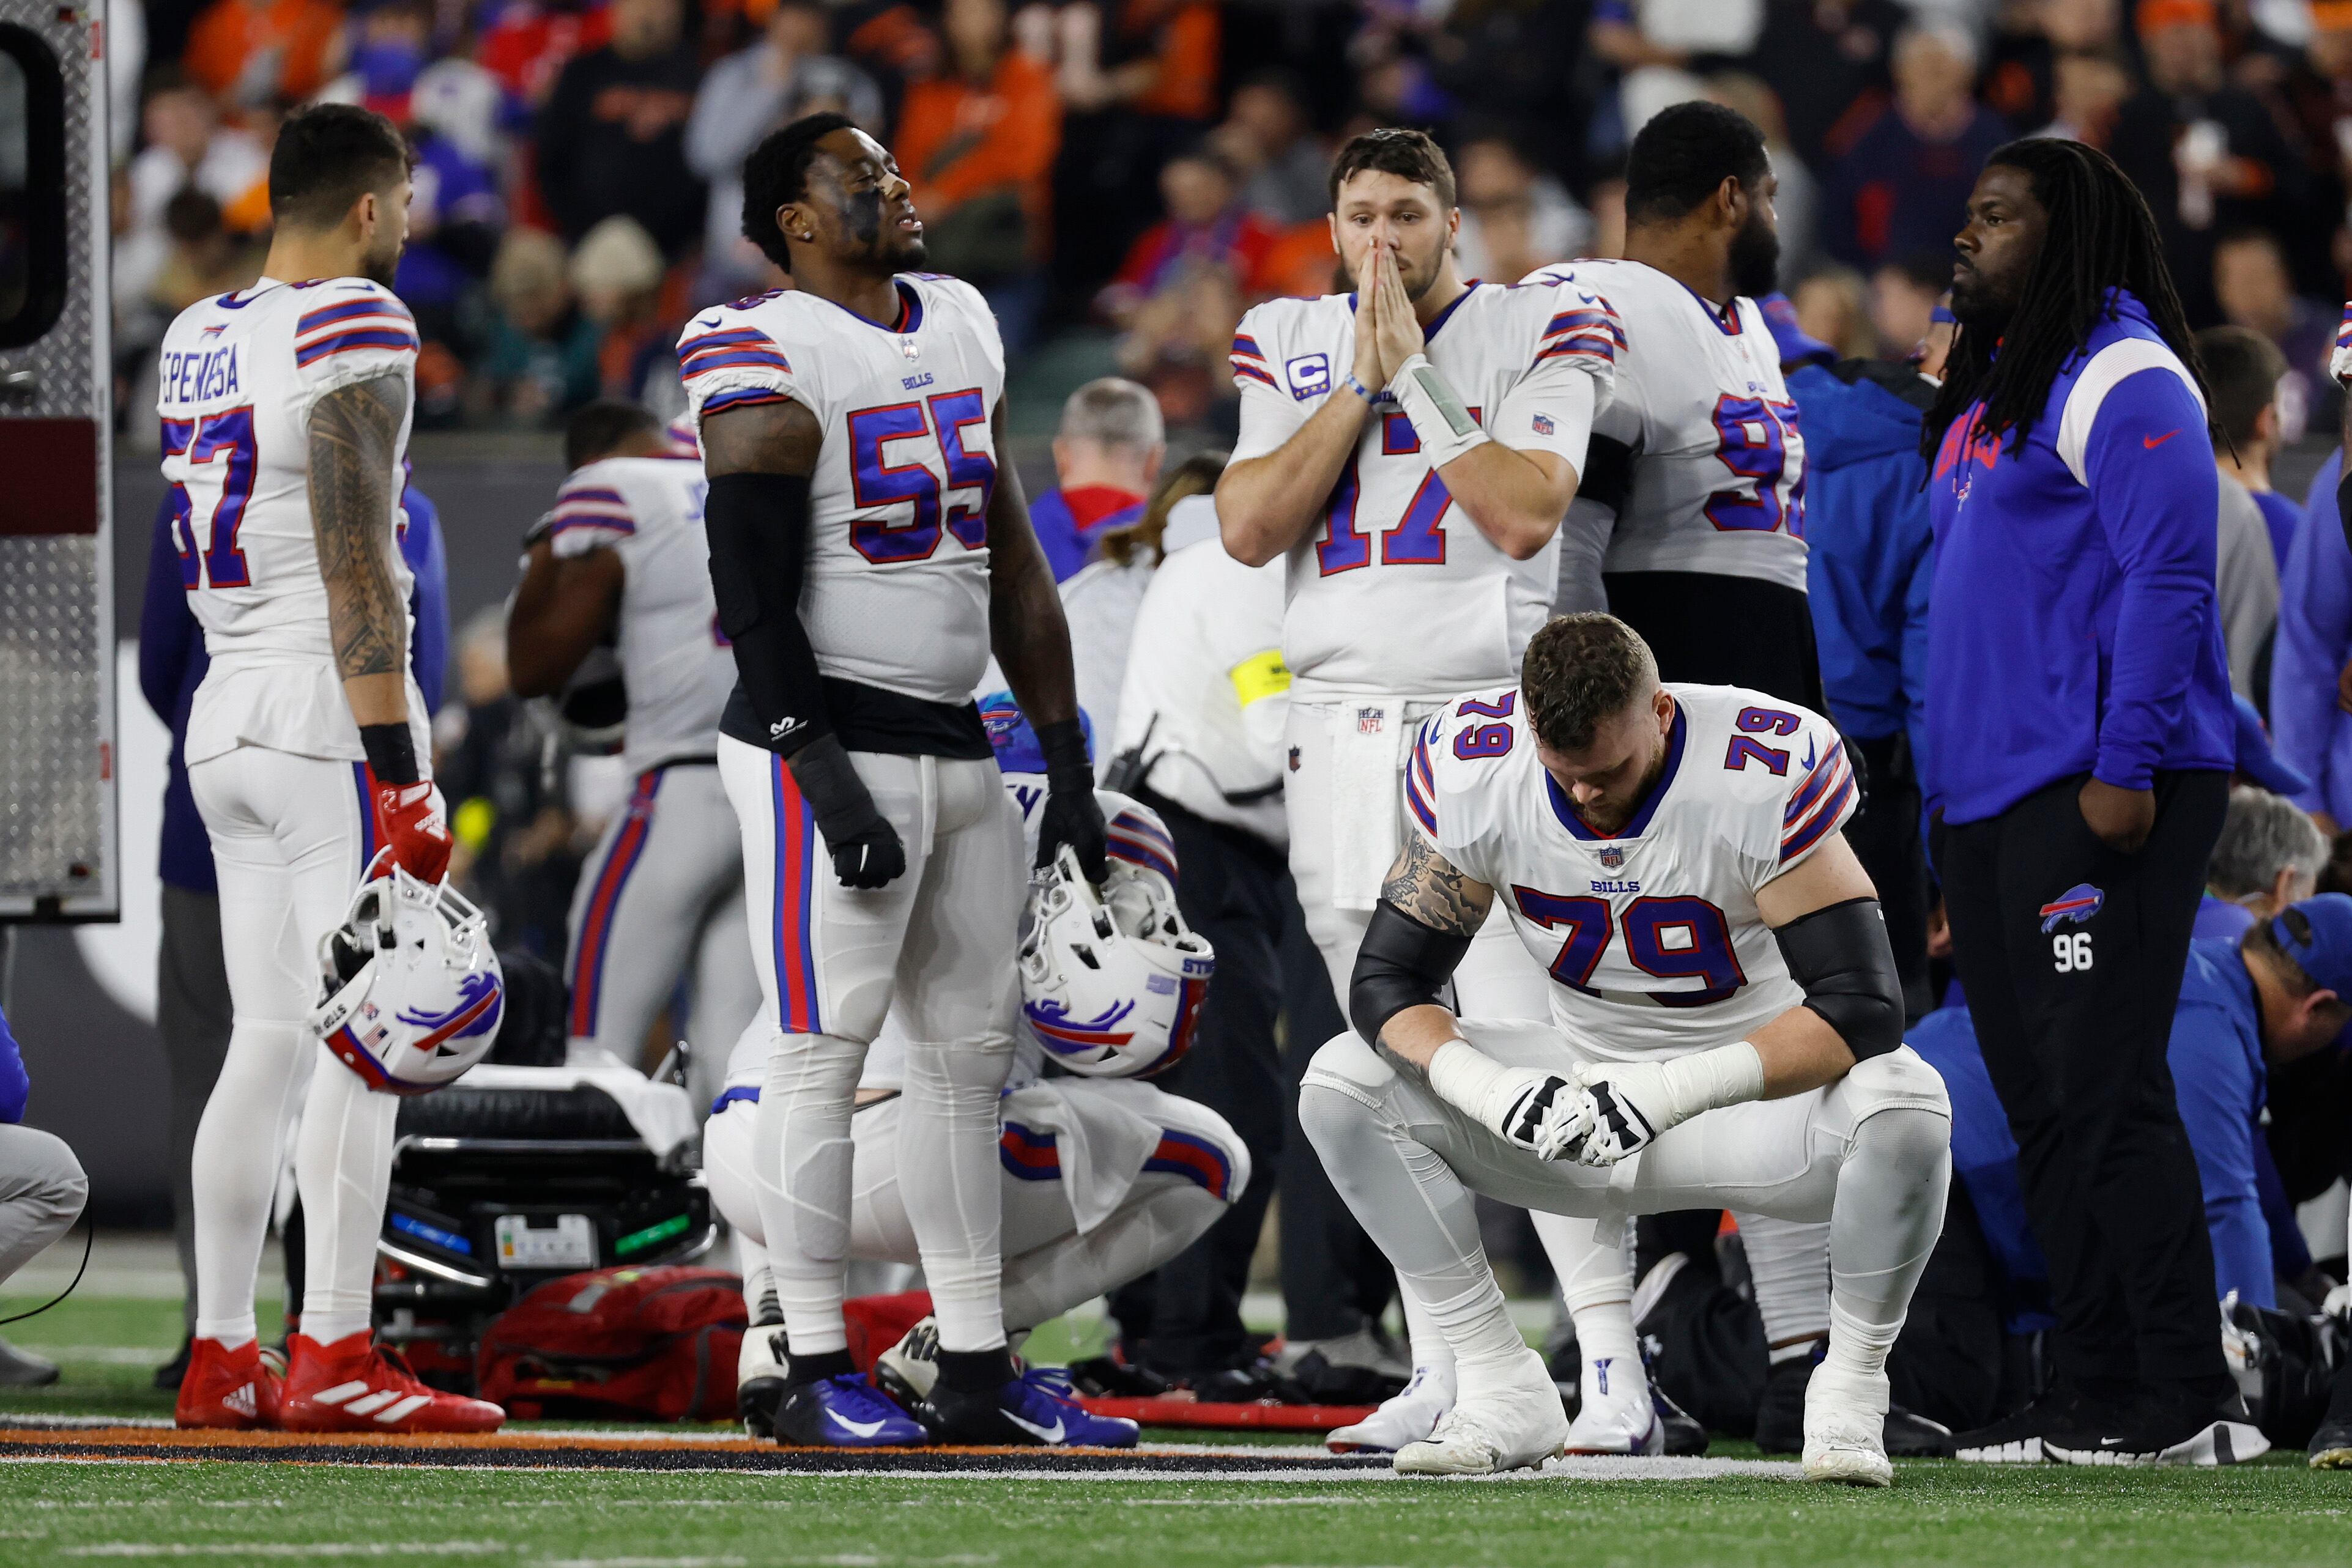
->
362, 237, 404, 290
1948, 265, 2013, 329
1729, 209, 1780, 299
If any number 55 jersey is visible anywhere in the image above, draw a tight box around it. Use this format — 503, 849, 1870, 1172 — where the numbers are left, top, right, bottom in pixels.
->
1409, 682, 1858, 1060
157, 276, 425, 767
1523, 260, 1807, 601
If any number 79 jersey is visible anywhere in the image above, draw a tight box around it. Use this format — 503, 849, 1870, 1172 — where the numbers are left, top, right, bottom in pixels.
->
1410, 682, 1857, 1060
677, 274, 1004, 706
1524, 259, 1808, 592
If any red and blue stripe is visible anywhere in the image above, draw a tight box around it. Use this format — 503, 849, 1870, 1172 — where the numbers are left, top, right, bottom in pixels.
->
350, 763, 380, 876
547, 484, 636, 538
1106, 809, 1178, 882
295, 294, 418, 368
699, 385, 795, 415
1143, 1128, 1232, 1199
999, 1121, 1062, 1181
1231, 334, 1265, 362
1534, 305, 1625, 367
770, 755, 823, 1034
567, 771, 661, 1038
680, 328, 792, 382
1231, 357, 1279, 390
1781, 741, 1856, 862
1404, 722, 1439, 835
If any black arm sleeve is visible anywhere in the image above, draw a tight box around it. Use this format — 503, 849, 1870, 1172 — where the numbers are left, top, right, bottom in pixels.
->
1773, 897, 1905, 1060
705, 472, 830, 755
1349, 900, 1475, 1046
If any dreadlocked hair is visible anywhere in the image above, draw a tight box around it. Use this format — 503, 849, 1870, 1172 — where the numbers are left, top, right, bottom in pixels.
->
1921, 137, 2208, 462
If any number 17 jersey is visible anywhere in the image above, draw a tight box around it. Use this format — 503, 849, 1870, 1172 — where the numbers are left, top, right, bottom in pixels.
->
1410, 682, 1857, 1059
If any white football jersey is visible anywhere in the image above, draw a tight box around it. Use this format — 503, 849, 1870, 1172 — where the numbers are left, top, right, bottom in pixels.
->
675, 275, 1004, 706
1229, 280, 1620, 700
158, 276, 425, 766
1410, 682, 1856, 1059
1526, 260, 1808, 591
544, 454, 733, 776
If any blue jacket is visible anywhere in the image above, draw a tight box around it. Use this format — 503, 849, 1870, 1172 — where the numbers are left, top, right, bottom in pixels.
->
2254, 488, 2299, 577
1028, 487, 1144, 584
140, 483, 451, 893
2268, 448, 2352, 823
1789, 360, 1934, 766
1924, 292, 2235, 824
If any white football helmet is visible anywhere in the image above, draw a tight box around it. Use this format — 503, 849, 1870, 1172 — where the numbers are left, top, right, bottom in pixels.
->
1018, 841, 1214, 1079
310, 865, 505, 1095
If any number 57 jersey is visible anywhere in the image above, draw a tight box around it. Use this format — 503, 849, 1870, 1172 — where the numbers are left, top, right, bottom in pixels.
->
157, 276, 423, 767
1410, 682, 1857, 1060
677, 275, 1005, 708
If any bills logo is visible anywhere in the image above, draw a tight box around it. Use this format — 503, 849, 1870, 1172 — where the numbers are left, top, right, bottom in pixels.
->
1288, 353, 1330, 401
1357, 708, 1384, 736
1598, 846, 1625, 869
2038, 884, 2104, 933
1532, 413, 1555, 436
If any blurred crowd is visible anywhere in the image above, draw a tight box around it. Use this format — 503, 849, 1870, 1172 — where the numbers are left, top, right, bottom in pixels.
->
100, 0, 2352, 440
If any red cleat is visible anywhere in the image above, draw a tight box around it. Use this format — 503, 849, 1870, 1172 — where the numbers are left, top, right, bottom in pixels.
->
278, 1332, 505, 1434
174, 1337, 283, 1429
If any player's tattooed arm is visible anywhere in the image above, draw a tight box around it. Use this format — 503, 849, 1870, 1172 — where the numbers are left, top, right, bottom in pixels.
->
309, 371, 412, 725
982, 397, 1080, 729
1380, 832, 1494, 936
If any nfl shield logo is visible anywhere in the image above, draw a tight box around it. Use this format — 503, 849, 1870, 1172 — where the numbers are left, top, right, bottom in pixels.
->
1357, 708, 1384, 735
899, 336, 920, 360
1598, 846, 1625, 869
1532, 413, 1555, 436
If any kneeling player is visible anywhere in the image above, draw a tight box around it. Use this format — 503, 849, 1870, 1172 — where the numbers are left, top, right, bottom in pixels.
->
1300, 613, 1950, 1485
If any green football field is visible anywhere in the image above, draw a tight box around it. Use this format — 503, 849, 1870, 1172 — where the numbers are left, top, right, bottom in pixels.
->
2, 1289, 2349, 1568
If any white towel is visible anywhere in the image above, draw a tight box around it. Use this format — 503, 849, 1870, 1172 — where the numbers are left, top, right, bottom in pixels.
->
1003, 1078, 1165, 1234
1329, 699, 1407, 911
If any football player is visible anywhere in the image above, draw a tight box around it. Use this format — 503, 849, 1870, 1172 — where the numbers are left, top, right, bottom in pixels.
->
708, 711, 1245, 1448
506, 401, 754, 1115
1529, 102, 1855, 1454
163, 105, 498, 1433
1300, 613, 1951, 1485
679, 113, 1105, 1448
1213, 129, 1649, 1453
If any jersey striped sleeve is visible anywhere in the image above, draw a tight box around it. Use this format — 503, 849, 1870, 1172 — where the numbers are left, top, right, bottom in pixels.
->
545, 473, 638, 557
1404, 716, 1441, 841
1780, 730, 1859, 866
291, 283, 419, 402
1530, 295, 1626, 369
677, 318, 798, 421
1230, 330, 1278, 391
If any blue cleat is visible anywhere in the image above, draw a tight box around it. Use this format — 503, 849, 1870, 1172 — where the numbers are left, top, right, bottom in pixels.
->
770, 1372, 929, 1448
924, 1367, 1141, 1448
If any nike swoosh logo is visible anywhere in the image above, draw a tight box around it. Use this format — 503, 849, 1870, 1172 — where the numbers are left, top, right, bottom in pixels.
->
2143, 429, 2179, 449
1800, 739, 1817, 771
828, 1411, 889, 1438
1004, 1410, 1065, 1443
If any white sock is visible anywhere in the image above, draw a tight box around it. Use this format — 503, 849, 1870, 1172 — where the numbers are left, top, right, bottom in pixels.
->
1415, 1274, 1534, 1400
191, 1018, 311, 1350
1398, 1275, 1456, 1377
295, 1041, 398, 1347
1824, 1106, 1952, 1381
896, 1031, 1014, 1355
1530, 1209, 1639, 1396
1738, 1211, 1831, 1360
735, 1232, 780, 1326
753, 1030, 865, 1356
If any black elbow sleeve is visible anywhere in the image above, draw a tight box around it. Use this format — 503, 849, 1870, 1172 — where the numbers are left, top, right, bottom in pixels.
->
1349, 901, 1474, 1045
1774, 897, 1905, 1060
705, 472, 830, 751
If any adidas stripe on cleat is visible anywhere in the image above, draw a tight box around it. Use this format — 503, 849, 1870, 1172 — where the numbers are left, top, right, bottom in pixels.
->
174, 1337, 283, 1430
278, 1332, 503, 1434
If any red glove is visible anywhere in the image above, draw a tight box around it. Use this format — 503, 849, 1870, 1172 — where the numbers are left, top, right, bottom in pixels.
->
373, 781, 452, 885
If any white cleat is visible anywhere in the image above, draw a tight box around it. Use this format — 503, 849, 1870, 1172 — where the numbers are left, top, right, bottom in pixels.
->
1392, 1353, 1568, 1476
1328, 1364, 1455, 1454
736, 1323, 790, 1439
1801, 1364, 1894, 1488
873, 1315, 942, 1408
1562, 1352, 1663, 1455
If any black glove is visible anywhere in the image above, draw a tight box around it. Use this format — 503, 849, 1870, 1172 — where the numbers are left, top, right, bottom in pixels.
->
1034, 716, 1108, 882
788, 735, 907, 890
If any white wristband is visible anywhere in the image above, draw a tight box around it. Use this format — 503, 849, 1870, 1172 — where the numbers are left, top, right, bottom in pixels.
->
1426, 1038, 1518, 1129
1388, 353, 1492, 470
1653, 1041, 1765, 1123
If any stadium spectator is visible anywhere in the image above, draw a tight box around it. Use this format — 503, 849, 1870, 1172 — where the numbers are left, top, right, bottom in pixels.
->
1100, 150, 1283, 324
2108, 0, 2307, 325
567, 215, 675, 405
148, 189, 260, 316
1450, 136, 1592, 285
1705, 70, 1818, 273
2198, 324, 2299, 573
1792, 264, 1879, 358
336, 0, 431, 120
686, 0, 884, 300
180, 0, 346, 111
2213, 229, 2334, 442
1869, 253, 1948, 359
0, 1003, 88, 1386
1590, 1, 1765, 148
1743, 0, 1907, 173
2268, 432, 2352, 834
2214, 464, 2280, 702
1926, 136, 2247, 1463
894, 0, 1062, 351
475, 226, 603, 426
398, 70, 509, 355
1029, 377, 1163, 586
1208, 71, 1329, 227
1766, 292, 1937, 1018
1823, 22, 2010, 272
120, 72, 267, 307
2200, 780, 2326, 942
477, 0, 614, 108
2033, 42, 2135, 147
1058, 0, 1220, 125
534, 0, 707, 258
